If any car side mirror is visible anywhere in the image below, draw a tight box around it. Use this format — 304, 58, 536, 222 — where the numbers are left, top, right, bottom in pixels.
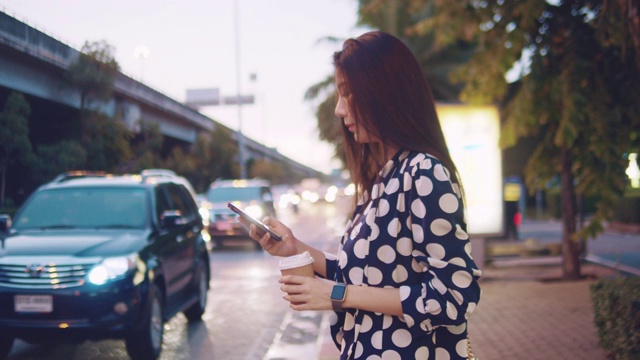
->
0, 215, 11, 233
160, 210, 183, 228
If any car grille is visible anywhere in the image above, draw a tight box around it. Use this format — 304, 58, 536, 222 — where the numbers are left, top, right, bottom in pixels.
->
0, 262, 95, 289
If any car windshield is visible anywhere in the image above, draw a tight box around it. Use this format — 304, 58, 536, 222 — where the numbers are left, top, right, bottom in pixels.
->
14, 187, 148, 230
206, 187, 267, 203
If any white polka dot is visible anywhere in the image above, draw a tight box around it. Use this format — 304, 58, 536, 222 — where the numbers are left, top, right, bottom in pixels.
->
446, 301, 458, 320
431, 218, 452, 236
353, 239, 368, 259
371, 331, 383, 350
396, 193, 406, 212
397, 237, 413, 256
415, 176, 433, 196
448, 323, 467, 335
415, 347, 430, 358
456, 338, 468, 358
439, 193, 459, 213
355, 341, 364, 358
392, 265, 408, 283
465, 242, 473, 258
371, 184, 381, 199
425, 299, 441, 315
455, 225, 469, 240
339, 250, 348, 268
387, 218, 400, 237
365, 355, 380, 360
366, 209, 376, 225
385, 178, 400, 194
403, 313, 415, 327
411, 258, 423, 273
431, 276, 448, 294
466, 302, 477, 320
349, 267, 364, 285
411, 224, 424, 243
361, 314, 373, 333
377, 199, 390, 217
329, 311, 339, 325
377, 245, 396, 264
428, 257, 448, 269
367, 266, 383, 285
435, 347, 451, 360
399, 286, 411, 301
391, 328, 412, 348
426, 243, 446, 259
450, 289, 464, 305
403, 172, 412, 191
369, 223, 380, 240
381, 350, 402, 360
411, 199, 426, 218
383, 315, 393, 329
420, 158, 433, 169
415, 297, 426, 314
350, 222, 362, 240
410, 153, 426, 166
344, 312, 355, 330
449, 257, 466, 267
434, 164, 450, 181
452, 270, 473, 288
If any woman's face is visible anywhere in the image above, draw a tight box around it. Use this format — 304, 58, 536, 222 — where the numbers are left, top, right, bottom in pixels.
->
335, 76, 376, 144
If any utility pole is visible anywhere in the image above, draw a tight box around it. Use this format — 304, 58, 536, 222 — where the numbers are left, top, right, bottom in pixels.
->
235, 0, 247, 179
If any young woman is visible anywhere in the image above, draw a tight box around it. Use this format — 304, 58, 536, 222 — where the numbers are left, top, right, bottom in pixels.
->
245, 30, 481, 360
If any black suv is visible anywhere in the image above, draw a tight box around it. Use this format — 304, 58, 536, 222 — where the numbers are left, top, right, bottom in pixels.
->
0, 172, 210, 359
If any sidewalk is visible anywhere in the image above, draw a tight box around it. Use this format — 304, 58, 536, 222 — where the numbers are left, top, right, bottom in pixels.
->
269, 219, 639, 360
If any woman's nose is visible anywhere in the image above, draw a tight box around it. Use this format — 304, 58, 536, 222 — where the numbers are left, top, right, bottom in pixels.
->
335, 98, 346, 117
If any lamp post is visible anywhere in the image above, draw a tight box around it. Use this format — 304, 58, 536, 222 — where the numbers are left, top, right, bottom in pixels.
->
234, 0, 247, 179
133, 45, 150, 82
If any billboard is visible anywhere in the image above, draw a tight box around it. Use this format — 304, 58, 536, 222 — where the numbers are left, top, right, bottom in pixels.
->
437, 104, 503, 237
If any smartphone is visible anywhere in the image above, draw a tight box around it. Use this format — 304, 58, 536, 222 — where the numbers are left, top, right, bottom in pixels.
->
227, 203, 282, 241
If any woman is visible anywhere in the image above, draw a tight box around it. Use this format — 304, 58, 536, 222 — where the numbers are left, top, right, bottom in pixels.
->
246, 31, 481, 360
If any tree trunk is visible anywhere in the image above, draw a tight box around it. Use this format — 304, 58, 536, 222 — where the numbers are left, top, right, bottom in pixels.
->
560, 148, 581, 279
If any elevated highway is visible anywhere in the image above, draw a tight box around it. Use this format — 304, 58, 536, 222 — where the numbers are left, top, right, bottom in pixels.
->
0, 10, 322, 179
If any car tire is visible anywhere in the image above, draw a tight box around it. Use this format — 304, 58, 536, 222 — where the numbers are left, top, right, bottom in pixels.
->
183, 262, 208, 322
0, 336, 14, 358
125, 283, 164, 360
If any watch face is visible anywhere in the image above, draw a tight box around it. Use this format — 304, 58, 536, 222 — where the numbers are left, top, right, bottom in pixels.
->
331, 284, 347, 300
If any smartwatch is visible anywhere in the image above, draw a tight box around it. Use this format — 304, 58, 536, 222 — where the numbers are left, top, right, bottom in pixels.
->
330, 283, 347, 312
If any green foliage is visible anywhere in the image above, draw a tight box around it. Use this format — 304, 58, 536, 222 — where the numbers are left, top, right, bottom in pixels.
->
32, 140, 87, 184
591, 277, 640, 360
66, 40, 120, 109
0, 92, 32, 206
81, 110, 133, 171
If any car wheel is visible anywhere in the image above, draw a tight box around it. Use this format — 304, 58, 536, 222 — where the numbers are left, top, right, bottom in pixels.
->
0, 336, 14, 358
125, 283, 164, 360
183, 262, 208, 322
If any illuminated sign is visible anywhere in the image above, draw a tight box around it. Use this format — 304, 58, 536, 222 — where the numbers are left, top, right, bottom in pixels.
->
437, 104, 504, 236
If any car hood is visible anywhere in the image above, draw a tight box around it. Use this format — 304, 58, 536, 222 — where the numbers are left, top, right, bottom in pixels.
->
0, 229, 149, 258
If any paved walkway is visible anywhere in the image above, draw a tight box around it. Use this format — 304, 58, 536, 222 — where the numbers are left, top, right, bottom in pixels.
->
266, 219, 640, 359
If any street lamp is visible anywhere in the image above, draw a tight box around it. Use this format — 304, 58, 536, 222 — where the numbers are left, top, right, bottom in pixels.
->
234, 0, 247, 179
133, 45, 150, 81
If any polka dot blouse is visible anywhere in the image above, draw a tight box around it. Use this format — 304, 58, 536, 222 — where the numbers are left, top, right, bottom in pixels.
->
325, 150, 482, 360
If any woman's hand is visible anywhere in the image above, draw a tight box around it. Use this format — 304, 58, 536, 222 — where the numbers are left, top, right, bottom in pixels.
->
279, 275, 335, 311
240, 216, 299, 257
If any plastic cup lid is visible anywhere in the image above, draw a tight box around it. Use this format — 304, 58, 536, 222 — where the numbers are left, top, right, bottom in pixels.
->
278, 251, 314, 270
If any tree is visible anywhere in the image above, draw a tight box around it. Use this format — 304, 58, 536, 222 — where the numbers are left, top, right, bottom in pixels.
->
422, 0, 640, 279
81, 110, 133, 171
32, 140, 87, 185
66, 40, 120, 110
305, 0, 475, 169
0, 92, 32, 206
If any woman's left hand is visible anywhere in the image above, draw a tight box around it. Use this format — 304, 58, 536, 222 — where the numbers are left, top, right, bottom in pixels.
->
279, 275, 335, 311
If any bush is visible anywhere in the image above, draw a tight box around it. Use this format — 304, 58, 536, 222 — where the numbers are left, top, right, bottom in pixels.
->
590, 277, 640, 360
612, 188, 640, 224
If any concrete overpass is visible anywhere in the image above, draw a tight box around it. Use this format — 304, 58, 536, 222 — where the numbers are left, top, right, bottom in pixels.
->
0, 10, 322, 179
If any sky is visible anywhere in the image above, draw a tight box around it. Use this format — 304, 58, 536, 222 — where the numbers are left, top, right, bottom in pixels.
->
0, 0, 368, 174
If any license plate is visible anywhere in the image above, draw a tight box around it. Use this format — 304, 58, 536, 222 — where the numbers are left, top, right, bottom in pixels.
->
15, 295, 53, 313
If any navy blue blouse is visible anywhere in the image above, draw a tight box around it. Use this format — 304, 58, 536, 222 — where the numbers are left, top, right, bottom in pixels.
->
325, 150, 482, 360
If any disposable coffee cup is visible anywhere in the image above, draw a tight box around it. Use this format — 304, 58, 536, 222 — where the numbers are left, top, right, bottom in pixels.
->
279, 251, 314, 277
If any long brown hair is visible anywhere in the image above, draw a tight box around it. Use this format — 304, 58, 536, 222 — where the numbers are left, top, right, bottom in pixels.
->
333, 31, 463, 204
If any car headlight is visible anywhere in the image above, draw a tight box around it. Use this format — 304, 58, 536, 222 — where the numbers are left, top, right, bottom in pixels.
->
88, 255, 137, 285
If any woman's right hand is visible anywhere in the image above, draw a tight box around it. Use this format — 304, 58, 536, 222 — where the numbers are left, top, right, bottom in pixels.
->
245, 216, 299, 257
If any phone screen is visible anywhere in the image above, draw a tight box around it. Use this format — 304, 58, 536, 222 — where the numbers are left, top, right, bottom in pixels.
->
227, 203, 282, 241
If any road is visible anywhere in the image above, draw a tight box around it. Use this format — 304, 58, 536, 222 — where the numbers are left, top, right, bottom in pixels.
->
6, 198, 351, 360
